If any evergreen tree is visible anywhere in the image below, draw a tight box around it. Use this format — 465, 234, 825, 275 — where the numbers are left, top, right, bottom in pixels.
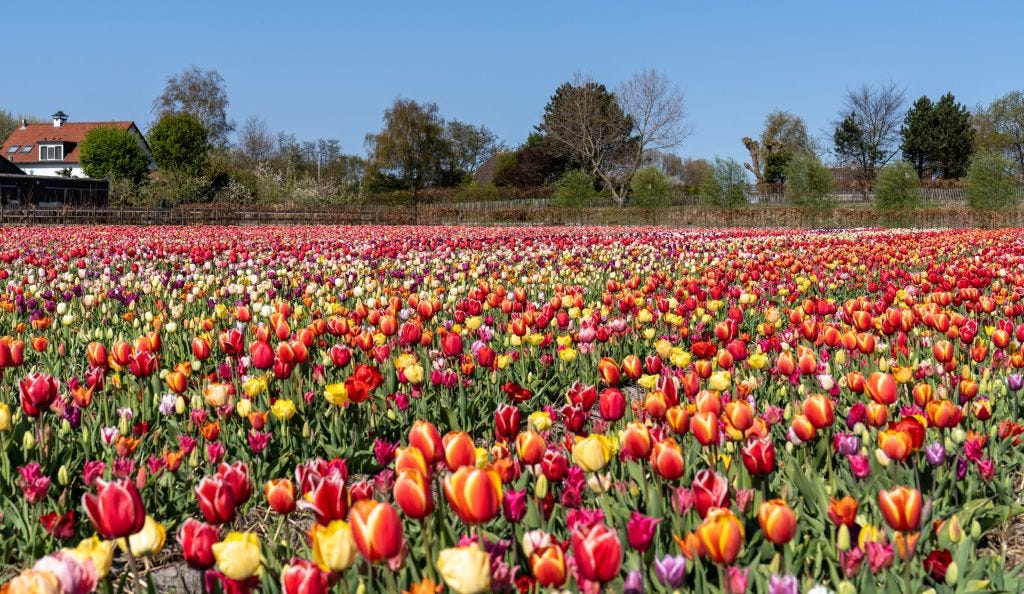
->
901, 96, 934, 177
900, 93, 973, 179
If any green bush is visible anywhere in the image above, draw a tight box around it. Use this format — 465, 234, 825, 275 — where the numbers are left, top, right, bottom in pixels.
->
700, 157, 748, 207
79, 127, 151, 183
629, 167, 671, 207
149, 113, 209, 175
785, 154, 834, 208
874, 161, 922, 210
552, 169, 598, 207
964, 151, 1020, 210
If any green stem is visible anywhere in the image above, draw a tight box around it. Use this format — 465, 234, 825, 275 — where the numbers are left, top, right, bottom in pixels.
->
124, 539, 145, 594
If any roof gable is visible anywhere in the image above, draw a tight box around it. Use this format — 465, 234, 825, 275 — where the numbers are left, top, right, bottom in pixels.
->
1, 121, 139, 164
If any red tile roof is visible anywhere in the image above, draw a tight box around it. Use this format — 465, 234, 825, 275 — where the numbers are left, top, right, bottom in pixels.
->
1, 121, 138, 164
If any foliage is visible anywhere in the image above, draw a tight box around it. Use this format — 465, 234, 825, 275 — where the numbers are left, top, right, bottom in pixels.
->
900, 93, 973, 179
973, 91, 1024, 175
785, 153, 834, 208
628, 166, 671, 206
148, 112, 210, 174
746, 111, 816, 184
699, 157, 748, 206
551, 169, 599, 207
964, 151, 1020, 210
833, 83, 906, 184
437, 120, 502, 186
874, 161, 923, 210
833, 113, 882, 185
78, 127, 151, 182
493, 135, 568, 188
153, 66, 234, 145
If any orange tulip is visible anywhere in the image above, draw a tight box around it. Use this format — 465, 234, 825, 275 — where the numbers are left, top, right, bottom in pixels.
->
514, 431, 547, 465
790, 414, 817, 442
644, 391, 667, 419
665, 406, 690, 435
443, 467, 502, 524
911, 383, 934, 407
802, 394, 834, 429
925, 399, 959, 428
878, 486, 922, 532
394, 446, 430, 478
86, 341, 108, 368
442, 431, 476, 471
529, 545, 567, 588
621, 355, 642, 380
695, 390, 722, 416
865, 372, 897, 405
393, 469, 433, 519
348, 500, 404, 562
933, 340, 954, 363
691, 411, 720, 446
723, 400, 754, 432
878, 429, 913, 461
827, 496, 858, 527
649, 438, 685, 480
620, 422, 653, 459
597, 357, 621, 386
408, 420, 444, 464
757, 499, 797, 545
166, 370, 188, 394
697, 508, 744, 565
264, 478, 296, 515
865, 401, 889, 427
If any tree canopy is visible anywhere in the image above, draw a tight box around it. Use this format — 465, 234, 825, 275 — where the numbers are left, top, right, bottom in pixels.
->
79, 127, 151, 182
153, 66, 234, 146
149, 112, 209, 174
900, 93, 973, 179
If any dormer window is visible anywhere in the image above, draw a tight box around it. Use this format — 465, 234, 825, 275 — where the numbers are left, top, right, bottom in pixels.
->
40, 144, 64, 161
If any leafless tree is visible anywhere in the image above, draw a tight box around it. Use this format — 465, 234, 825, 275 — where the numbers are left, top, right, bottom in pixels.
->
841, 82, 906, 165
238, 115, 276, 165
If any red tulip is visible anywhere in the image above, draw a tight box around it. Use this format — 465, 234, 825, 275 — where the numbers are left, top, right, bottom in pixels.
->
571, 522, 623, 583
802, 394, 835, 429
281, 558, 331, 594
758, 499, 797, 545
649, 439, 686, 480
597, 357, 621, 386
195, 475, 238, 524
393, 469, 433, 519
19, 372, 59, 417
494, 403, 522, 442
441, 332, 464, 357
301, 472, 349, 526
217, 462, 253, 505
82, 478, 146, 539
620, 422, 653, 459
443, 466, 503, 524
598, 388, 626, 421
692, 469, 729, 518
249, 340, 275, 370
192, 336, 212, 360
865, 372, 897, 406
265, 478, 296, 515
408, 420, 444, 464
741, 437, 775, 476
178, 518, 219, 569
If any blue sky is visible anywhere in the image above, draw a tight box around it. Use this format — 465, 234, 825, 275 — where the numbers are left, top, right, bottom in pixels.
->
6, 1, 1022, 164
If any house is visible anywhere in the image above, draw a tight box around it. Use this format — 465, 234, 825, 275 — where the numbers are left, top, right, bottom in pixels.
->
0, 147, 110, 207
472, 152, 511, 186
0, 154, 24, 175
0, 111, 152, 178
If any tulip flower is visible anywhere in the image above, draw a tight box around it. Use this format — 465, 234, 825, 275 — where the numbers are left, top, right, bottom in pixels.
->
514, 430, 547, 465
394, 469, 433, 519
443, 431, 477, 471
2, 569, 62, 594
301, 472, 349, 526
212, 531, 264, 581
697, 508, 744, 565
571, 434, 616, 472
692, 469, 730, 518
691, 410, 720, 446
82, 479, 146, 540
281, 559, 331, 594
620, 422, 653, 459
827, 496, 858, 527
878, 486, 922, 532
409, 420, 445, 464
649, 438, 686, 480
437, 543, 491, 594
626, 511, 661, 552
348, 499, 404, 562
116, 515, 166, 557
310, 520, 358, 571
741, 437, 775, 476
599, 387, 626, 421
195, 475, 238, 524
178, 519, 219, 570
757, 499, 797, 545
529, 545, 566, 588
494, 403, 522, 442
265, 478, 296, 515
571, 522, 623, 584
443, 466, 503, 524
19, 372, 59, 417
654, 554, 687, 588
802, 394, 835, 429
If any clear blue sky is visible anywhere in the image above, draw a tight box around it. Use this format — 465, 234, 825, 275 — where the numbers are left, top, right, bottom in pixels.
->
6, 0, 1022, 165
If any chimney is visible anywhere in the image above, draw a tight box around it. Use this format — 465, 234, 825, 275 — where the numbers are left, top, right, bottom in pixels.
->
20, 119, 27, 129
52, 110, 68, 127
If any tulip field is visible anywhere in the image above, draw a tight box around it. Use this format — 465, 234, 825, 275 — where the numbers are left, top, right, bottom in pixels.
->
2, 225, 1024, 594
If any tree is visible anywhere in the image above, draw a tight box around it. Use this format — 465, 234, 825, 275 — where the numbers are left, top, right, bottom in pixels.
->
974, 91, 1024, 179
874, 161, 922, 210
493, 134, 567, 188
964, 151, 1020, 210
539, 70, 690, 207
364, 98, 446, 200
79, 127, 150, 182
700, 157, 748, 207
785, 154, 834, 208
149, 112, 209, 174
833, 83, 906, 183
0, 110, 43, 144
437, 120, 502, 186
154, 66, 234, 146
551, 169, 599, 207
679, 158, 713, 188
901, 93, 973, 179
744, 111, 815, 184
238, 115, 276, 165
629, 166, 671, 206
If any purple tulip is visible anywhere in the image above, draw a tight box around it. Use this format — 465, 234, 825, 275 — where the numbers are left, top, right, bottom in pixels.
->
768, 574, 799, 594
654, 555, 687, 588
925, 442, 946, 466
1008, 374, 1024, 392
624, 570, 644, 594
836, 433, 860, 456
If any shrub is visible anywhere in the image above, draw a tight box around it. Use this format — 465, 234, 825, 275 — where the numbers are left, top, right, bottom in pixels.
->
552, 170, 598, 207
629, 167, 671, 207
785, 154, 834, 208
79, 127, 151, 183
874, 161, 922, 210
148, 113, 209, 175
700, 157, 748, 207
964, 151, 1020, 210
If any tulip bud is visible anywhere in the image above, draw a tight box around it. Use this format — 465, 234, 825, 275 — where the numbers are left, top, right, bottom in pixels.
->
189, 448, 200, 467
119, 416, 130, 437
23, 430, 35, 451
951, 428, 966, 444
971, 520, 981, 539
81, 427, 90, 445
0, 404, 10, 432
944, 562, 959, 585
534, 475, 549, 499
58, 465, 70, 486
60, 419, 72, 435
176, 397, 187, 415
302, 421, 311, 439
837, 524, 851, 551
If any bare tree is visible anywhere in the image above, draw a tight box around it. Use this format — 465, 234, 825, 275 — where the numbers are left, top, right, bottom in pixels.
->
238, 115, 276, 165
539, 69, 690, 207
154, 66, 235, 146
836, 82, 906, 169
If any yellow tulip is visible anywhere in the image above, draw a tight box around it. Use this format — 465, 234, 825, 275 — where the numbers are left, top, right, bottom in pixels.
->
708, 371, 731, 392
437, 543, 491, 594
271, 399, 296, 421
571, 434, 616, 472
242, 376, 267, 397
324, 383, 349, 406
117, 516, 166, 557
235, 398, 253, 419
311, 520, 358, 572
404, 364, 424, 384
558, 348, 577, 363
528, 411, 553, 432
212, 532, 263, 580
0, 403, 10, 432
64, 536, 115, 580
